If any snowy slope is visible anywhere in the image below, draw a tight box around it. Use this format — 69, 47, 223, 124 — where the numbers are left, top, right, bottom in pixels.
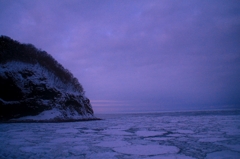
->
0, 36, 97, 122
0, 61, 96, 122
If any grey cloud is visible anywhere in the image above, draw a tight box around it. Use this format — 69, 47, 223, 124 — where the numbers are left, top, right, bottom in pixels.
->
0, 0, 239, 113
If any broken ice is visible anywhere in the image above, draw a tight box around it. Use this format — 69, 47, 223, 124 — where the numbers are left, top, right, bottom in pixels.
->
0, 110, 240, 159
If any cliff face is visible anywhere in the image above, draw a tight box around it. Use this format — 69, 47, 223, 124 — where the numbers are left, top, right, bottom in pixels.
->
0, 36, 95, 122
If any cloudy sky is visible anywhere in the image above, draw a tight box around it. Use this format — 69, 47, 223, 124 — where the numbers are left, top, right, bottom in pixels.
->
1, 0, 240, 113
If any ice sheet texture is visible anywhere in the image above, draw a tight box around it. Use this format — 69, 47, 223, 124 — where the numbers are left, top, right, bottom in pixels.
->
0, 110, 240, 159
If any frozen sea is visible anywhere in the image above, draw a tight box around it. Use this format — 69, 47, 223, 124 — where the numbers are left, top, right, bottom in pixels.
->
0, 110, 240, 159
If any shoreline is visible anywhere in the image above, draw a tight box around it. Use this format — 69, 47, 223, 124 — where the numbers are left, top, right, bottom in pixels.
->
0, 117, 102, 123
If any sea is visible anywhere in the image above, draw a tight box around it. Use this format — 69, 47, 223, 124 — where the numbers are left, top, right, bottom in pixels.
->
0, 109, 240, 159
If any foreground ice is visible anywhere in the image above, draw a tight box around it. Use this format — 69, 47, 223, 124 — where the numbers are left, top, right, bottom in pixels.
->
113, 145, 179, 155
0, 110, 240, 159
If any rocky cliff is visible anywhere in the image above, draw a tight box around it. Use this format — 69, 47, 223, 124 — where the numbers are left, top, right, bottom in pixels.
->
0, 36, 97, 122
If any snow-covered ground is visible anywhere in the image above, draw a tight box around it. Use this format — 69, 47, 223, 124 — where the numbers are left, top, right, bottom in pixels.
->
0, 110, 240, 159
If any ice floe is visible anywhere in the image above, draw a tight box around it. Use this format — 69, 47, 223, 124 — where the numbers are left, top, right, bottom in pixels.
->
135, 130, 166, 137
205, 150, 240, 159
0, 110, 239, 159
113, 145, 179, 155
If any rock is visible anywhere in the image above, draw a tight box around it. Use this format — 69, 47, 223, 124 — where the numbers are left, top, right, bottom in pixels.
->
0, 35, 98, 122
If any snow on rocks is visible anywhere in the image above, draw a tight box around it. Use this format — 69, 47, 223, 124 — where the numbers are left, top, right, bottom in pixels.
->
0, 61, 97, 122
14, 109, 62, 121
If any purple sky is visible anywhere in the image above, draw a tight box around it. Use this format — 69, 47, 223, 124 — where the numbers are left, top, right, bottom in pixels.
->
1, 0, 240, 113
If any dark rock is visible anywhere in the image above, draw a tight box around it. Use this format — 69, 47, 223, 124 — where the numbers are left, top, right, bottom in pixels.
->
0, 36, 96, 122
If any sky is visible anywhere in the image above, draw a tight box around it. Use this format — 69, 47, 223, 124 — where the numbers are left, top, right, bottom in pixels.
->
0, 0, 240, 113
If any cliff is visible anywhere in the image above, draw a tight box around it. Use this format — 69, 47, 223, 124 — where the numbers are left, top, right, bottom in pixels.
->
0, 36, 97, 122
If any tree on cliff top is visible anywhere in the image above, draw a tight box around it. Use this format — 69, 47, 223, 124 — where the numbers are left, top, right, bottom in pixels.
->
0, 35, 83, 92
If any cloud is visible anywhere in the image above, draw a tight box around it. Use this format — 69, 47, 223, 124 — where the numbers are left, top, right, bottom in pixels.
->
1, 0, 240, 113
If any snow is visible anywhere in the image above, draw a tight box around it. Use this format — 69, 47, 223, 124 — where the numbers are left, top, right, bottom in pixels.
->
198, 137, 227, 142
0, 61, 88, 96
55, 128, 79, 134
176, 130, 194, 134
135, 130, 165, 137
146, 137, 172, 141
144, 154, 196, 159
95, 140, 130, 147
224, 144, 240, 152
0, 110, 240, 159
205, 150, 240, 159
113, 145, 179, 155
102, 129, 132, 136
15, 109, 62, 120
11, 108, 95, 121
1, 61, 94, 121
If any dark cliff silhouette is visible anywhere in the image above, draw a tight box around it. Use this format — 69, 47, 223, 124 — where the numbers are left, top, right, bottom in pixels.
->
0, 36, 96, 122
